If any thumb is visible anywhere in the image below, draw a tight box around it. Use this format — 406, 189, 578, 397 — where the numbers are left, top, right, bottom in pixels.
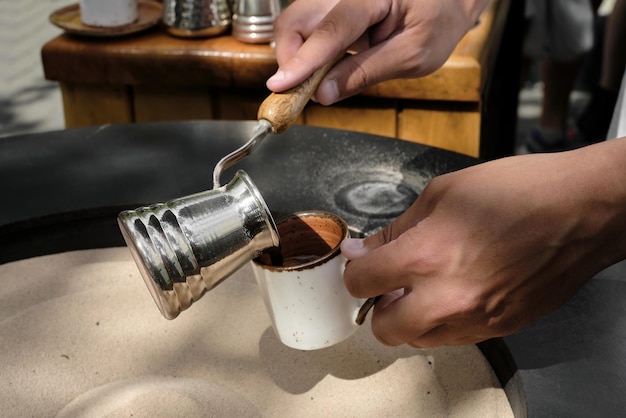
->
341, 238, 370, 259
341, 225, 395, 260
342, 193, 425, 259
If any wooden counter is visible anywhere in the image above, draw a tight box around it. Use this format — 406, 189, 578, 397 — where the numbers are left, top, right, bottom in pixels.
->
41, 0, 522, 158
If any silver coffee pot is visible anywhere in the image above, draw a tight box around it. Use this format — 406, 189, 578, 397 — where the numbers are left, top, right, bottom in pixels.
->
162, 0, 232, 37
118, 171, 279, 319
119, 51, 343, 320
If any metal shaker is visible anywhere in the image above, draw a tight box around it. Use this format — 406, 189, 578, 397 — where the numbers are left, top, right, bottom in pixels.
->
232, 0, 285, 43
162, 0, 232, 38
117, 170, 279, 319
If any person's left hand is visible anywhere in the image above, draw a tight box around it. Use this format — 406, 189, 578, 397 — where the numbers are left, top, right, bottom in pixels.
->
341, 142, 626, 348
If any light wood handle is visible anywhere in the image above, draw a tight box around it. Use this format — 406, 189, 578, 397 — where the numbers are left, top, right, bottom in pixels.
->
257, 53, 344, 134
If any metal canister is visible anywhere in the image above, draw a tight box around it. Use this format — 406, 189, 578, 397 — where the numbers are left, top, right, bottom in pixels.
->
232, 0, 285, 43
162, 0, 232, 37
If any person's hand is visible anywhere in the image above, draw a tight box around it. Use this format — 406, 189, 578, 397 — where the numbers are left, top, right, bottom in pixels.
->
341, 140, 626, 348
266, 0, 489, 105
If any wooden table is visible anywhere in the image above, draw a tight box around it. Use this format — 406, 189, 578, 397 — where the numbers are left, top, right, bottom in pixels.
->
42, 0, 523, 158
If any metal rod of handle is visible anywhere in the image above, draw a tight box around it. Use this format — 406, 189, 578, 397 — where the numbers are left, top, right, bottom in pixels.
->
212, 120, 272, 189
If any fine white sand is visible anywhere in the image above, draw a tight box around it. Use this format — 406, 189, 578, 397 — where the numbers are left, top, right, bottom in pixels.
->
0, 248, 514, 417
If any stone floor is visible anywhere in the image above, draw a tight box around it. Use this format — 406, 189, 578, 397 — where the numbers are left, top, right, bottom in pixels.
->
0, 0, 67, 137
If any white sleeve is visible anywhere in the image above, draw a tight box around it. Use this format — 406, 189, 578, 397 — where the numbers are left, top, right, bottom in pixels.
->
607, 69, 626, 140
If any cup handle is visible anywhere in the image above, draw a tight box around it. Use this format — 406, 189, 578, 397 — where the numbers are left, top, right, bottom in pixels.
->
355, 295, 381, 325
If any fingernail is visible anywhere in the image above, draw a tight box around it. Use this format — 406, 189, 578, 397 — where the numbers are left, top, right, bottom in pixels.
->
341, 238, 368, 259
316, 78, 339, 105
267, 69, 286, 84
342, 238, 364, 251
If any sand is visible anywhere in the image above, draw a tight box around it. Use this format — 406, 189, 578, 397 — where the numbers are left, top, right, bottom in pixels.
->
0, 248, 514, 417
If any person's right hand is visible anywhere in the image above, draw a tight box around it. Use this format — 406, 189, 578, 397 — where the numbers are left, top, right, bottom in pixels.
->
266, 0, 489, 105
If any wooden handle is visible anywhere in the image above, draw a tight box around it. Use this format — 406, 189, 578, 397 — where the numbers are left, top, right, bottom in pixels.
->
258, 53, 343, 134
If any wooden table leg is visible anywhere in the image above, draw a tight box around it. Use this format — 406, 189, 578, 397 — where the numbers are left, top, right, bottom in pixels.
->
134, 85, 215, 123
60, 82, 133, 128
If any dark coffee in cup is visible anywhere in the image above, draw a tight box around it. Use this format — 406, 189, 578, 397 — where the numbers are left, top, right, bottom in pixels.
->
255, 211, 346, 270
250, 210, 363, 350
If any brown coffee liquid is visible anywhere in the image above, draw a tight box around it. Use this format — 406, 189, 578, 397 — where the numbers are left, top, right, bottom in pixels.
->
265, 248, 320, 267
258, 213, 340, 268
267, 247, 283, 266
280, 254, 320, 267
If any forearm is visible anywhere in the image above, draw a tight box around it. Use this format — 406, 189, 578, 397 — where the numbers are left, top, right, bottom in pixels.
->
564, 138, 626, 270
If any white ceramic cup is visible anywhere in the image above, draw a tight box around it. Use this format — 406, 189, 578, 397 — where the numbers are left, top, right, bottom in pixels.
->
251, 210, 366, 350
79, 0, 138, 27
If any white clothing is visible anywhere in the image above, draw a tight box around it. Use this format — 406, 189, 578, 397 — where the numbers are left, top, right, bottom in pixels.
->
607, 69, 626, 139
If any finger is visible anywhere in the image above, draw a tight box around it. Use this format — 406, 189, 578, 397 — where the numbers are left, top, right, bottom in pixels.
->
340, 238, 370, 260
271, 2, 326, 66
314, 31, 441, 104
359, 202, 425, 253
369, 287, 441, 346
267, 0, 391, 92
343, 227, 423, 298
342, 202, 429, 297
341, 200, 418, 260
373, 290, 493, 348
406, 326, 486, 348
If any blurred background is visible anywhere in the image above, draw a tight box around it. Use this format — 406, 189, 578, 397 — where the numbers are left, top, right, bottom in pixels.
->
0, 0, 618, 152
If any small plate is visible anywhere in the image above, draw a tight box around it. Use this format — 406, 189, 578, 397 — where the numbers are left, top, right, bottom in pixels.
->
49, 1, 163, 38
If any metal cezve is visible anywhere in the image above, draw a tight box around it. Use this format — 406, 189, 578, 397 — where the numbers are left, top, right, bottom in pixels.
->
119, 54, 344, 319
